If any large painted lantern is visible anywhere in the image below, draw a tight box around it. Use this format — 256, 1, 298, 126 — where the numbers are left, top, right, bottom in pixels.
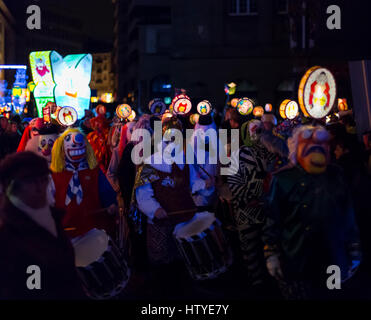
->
279, 99, 299, 120
298, 66, 336, 119
237, 97, 254, 116
172, 94, 192, 115
57, 106, 78, 126
197, 100, 212, 115
149, 98, 167, 115
253, 106, 264, 117
116, 104, 132, 120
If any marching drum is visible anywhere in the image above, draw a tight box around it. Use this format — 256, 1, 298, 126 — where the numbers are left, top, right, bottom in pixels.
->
72, 228, 130, 299
173, 212, 233, 280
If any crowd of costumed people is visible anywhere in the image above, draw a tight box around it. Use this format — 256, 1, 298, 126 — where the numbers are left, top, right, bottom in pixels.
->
1, 68, 371, 300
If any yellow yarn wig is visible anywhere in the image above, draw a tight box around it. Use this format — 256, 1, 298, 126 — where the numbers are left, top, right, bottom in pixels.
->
50, 128, 97, 173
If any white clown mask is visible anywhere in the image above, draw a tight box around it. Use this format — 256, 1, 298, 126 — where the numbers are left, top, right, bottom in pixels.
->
64, 131, 86, 163
38, 134, 58, 163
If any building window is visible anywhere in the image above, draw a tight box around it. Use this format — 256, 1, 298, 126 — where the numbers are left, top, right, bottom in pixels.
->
277, 0, 288, 14
229, 0, 258, 16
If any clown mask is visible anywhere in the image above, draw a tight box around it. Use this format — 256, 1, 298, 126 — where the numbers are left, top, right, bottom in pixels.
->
297, 127, 330, 174
38, 134, 58, 163
64, 131, 86, 163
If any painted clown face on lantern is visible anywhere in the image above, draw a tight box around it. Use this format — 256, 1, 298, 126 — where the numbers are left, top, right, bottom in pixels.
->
237, 98, 253, 116
172, 95, 192, 115
297, 127, 330, 174
64, 131, 86, 163
197, 100, 212, 115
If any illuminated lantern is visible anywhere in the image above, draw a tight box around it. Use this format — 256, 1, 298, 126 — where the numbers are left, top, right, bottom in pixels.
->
189, 113, 200, 125
27, 81, 36, 93
96, 104, 106, 116
162, 110, 173, 121
197, 100, 212, 115
149, 98, 166, 115
338, 98, 348, 111
169, 104, 174, 114
231, 98, 239, 108
280, 99, 299, 119
237, 97, 254, 116
116, 104, 132, 119
127, 110, 136, 122
253, 106, 264, 117
265, 103, 273, 112
172, 94, 192, 115
298, 66, 336, 119
57, 106, 78, 126
43, 104, 51, 123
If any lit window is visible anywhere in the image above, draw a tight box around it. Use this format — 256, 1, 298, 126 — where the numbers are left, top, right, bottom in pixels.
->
229, 0, 258, 15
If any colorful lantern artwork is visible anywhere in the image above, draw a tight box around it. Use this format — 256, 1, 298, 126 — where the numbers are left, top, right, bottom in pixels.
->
162, 110, 173, 121
29, 51, 92, 119
237, 97, 254, 116
197, 100, 212, 115
172, 94, 192, 115
298, 66, 336, 119
279, 99, 299, 119
265, 103, 273, 112
116, 104, 132, 119
57, 106, 78, 126
338, 98, 348, 111
231, 98, 239, 108
253, 106, 264, 117
149, 98, 166, 115
189, 113, 200, 125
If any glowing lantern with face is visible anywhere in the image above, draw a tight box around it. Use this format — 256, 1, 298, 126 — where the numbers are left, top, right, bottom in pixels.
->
197, 100, 212, 115
253, 106, 264, 117
279, 100, 298, 120
116, 104, 132, 119
298, 66, 336, 119
237, 98, 253, 116
127, 110, 136, 122
57, 106, 78, 126
231, 98, 239, 108
149, 99, 166, 115
64, 131, 86, 163
265, 103, 273, 112
296, 126, 330, 174
172, 94, 192, 115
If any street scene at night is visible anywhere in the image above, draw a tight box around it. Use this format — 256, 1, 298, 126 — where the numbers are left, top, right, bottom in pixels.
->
1, 0, 371, 313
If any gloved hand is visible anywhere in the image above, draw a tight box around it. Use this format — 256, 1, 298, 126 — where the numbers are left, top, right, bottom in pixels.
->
266, 255, 284, 280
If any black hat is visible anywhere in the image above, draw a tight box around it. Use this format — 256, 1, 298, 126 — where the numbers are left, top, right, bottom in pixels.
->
0, 151, 50, 189
198, 114, 213, 126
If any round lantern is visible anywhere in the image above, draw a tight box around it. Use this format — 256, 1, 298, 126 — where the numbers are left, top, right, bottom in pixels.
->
338, 98, 348, 111
265, 103, 273, 112
197, 100, 212, 115
172, 94, 192, 115
237, 98, 254, 116
95, 104, 106, 116
253, 106, 264, 117
298, 66, 336, 119
57, 106, 78, 126
149, 98, 166, 115
127, 110, 136, 122
116, 104, 132, 119
162, 110, 173, 121
279, 99, 299, 120
189, 113, 200, 125
231, 98, 239, 108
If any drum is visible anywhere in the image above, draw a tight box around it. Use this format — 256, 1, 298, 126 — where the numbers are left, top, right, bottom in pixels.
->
173, 211, 233, 280
72, 228, 130, 299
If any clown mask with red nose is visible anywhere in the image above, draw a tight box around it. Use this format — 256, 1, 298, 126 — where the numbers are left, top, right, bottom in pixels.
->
297, 126, 330, 174
64, 131, 86, 163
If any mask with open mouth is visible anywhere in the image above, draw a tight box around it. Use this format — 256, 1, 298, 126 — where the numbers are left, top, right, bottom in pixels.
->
38, 134, 58, 163
297, 127, 330, 174
64, 132, 87, 163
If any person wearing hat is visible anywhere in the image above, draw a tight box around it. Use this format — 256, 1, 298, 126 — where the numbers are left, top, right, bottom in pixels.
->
0, 152, 86, 299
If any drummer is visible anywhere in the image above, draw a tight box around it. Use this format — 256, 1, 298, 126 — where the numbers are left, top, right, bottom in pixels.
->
0, 152, 86, 299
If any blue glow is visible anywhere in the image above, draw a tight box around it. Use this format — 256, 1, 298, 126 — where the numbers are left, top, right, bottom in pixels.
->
0, 65, 27, 70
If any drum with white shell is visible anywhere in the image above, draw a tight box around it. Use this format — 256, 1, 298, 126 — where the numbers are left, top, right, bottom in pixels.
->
72, 228, 130, 299
173, 212, 232, 280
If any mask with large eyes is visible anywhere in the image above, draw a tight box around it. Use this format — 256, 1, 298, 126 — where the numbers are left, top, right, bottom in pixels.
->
37, 134, 58, 163
64, 132, 86, 163
297, 127, 330, 174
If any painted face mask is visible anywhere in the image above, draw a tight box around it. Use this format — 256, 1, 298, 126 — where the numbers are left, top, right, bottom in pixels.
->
38, 134, 58, 163
64, 131, 86, 163
297, 127, 330, 174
